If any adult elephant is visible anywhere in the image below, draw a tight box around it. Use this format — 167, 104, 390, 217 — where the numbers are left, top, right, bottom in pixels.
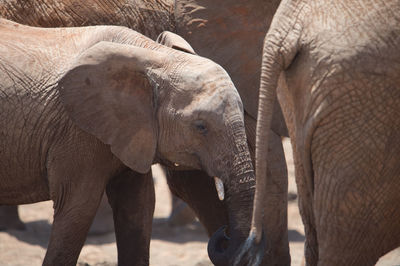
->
0, 19, 255, 265
242, 0, 400, 265
0, 1, 290, 265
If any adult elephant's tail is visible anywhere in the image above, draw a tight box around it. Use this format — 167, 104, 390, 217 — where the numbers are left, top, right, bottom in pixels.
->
234, 0, 303, 265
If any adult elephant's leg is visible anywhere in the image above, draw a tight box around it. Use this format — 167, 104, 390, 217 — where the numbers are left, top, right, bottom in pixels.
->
311, 119, 400, 265
166, 169, 227, 236
244, 113, 290, 265
106, 169, 155, 266
290, 139, 318, 266
0, 205, 25, 230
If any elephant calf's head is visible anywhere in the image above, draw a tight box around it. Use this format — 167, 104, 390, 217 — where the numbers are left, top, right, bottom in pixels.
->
156, 56, 245, 172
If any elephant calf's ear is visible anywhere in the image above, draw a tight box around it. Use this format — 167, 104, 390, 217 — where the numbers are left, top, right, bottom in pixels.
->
156, 31, 196, 54
58, 42, 158, 174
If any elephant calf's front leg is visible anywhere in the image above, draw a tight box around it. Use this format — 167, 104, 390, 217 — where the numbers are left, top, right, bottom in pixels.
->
44, 136, 120, 266
106, 169, 155, 266
44, 178, 106, 266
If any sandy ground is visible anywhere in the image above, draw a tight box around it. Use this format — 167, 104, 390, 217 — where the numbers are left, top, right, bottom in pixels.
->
0, 139, 399, 265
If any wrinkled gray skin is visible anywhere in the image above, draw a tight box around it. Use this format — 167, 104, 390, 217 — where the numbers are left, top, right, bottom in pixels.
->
0, 1, 290, 265
0, 19, 255, 266
242, 0, 400, 265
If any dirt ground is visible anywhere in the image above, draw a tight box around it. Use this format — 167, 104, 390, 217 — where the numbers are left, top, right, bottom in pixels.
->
0, 139, 399, 265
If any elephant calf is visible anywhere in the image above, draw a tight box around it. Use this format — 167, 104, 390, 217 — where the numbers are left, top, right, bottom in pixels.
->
0, 19, 255, 265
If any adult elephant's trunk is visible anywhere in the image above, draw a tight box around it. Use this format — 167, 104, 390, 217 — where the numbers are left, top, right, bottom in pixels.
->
207, 119, 256, 266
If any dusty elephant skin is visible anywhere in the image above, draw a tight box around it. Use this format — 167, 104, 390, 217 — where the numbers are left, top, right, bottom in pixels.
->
242, 0, 400, 265
0, 19, 255, 265
0, 1, 291, 265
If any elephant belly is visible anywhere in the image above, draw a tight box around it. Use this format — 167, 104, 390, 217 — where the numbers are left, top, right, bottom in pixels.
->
0, 169, 50, 205
0, 143, 50, 204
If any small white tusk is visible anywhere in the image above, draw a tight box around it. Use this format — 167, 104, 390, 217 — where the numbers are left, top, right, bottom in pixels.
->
214, 177, 225, 201
174, 162, 180, 167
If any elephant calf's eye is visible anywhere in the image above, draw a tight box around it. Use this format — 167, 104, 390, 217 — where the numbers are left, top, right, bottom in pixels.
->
194, 120, 208, 135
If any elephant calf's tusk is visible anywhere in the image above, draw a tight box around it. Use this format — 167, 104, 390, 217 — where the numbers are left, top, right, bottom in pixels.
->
214, 177, 225, 201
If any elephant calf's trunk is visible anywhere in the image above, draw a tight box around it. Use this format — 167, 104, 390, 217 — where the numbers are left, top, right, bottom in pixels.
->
207, 171, 255, 266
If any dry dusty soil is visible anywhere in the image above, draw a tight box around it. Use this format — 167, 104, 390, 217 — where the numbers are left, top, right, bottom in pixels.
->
0, 139, 399, 265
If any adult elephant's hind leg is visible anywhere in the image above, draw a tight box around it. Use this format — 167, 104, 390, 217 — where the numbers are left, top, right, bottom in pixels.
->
312, 114, 400, 265
106, 169, 155, 266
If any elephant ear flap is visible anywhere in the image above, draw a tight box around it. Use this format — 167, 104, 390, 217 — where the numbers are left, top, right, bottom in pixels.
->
58, 42, 159, 174
156, 31, 196, 54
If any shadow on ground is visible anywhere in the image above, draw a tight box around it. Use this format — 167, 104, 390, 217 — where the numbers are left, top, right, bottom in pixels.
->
2, 220, 51, 248
2, 219, 117, 248
2, 217, 208, 250
4, 217, 302, 248
151, 218, 208, 243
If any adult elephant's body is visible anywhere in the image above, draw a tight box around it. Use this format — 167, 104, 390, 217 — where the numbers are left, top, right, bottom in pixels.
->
246, 0, 400, 265
0, 19, 255, 265
0, 1, 290, 265
0, 0, 175, 39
